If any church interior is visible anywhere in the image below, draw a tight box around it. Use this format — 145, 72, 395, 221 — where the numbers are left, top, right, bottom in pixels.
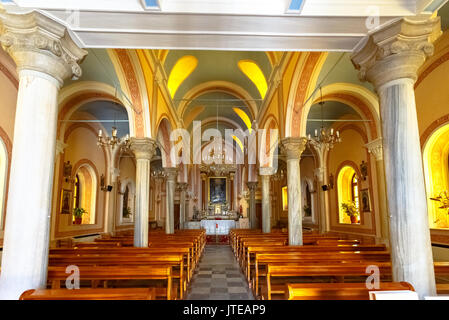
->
1, 0, 449, 301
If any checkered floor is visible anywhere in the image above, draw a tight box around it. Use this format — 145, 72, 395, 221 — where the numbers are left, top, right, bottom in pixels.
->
186, 245, 255, 300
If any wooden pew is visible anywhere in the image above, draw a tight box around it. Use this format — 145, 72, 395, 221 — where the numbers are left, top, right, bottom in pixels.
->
246, 244, 387, 287
48, 252, 186, 299
264, 262, 393, 300
286, 282, 414, 300
263, 261, 449, 300
47, 265, 173, 300
51, 246, 193, 282
20, 288, 156, 300
253, 251, 391, 297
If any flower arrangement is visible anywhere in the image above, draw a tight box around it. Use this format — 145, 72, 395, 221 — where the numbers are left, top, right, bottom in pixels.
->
430, 191, 449, 212
341, 201, 359, 223
123, 207, 132, 218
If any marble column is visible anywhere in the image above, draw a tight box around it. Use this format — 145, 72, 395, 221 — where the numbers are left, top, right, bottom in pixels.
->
352, 16, 439, 298
0, 10, 87, 299
247, 182, 258, 229
281, 137, 307, 246
177, 182, 188, 230
365, 138, 390, 246
314, 167, 329, 234
309, 141, 331, 234
165, 168, 178, 234
260, 167, 274, 233
130, 138, 157, 247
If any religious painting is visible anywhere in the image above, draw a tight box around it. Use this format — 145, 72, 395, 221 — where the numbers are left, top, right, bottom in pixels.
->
361, 188, 371, 212
209, 177, 227, 204
60, 189, 72, 214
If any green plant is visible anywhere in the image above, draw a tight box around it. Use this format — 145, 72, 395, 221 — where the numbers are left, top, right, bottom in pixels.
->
123, 207, 132, 218
73, 207, 87, 219
341, 201, 359, 218
303, 205, 312, 216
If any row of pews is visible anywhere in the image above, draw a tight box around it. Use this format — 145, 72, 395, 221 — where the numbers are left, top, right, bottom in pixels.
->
230, 229, 449, 300
19, 229, 206, 300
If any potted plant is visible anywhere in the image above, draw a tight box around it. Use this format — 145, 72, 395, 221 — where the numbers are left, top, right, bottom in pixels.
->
123, 207, 132, 219
73, 207, 87, 225
303, 205, 312, 217
341, 201, 360, 224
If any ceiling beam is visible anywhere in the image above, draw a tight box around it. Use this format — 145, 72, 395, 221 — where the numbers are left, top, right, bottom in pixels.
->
40, 10, 403, 51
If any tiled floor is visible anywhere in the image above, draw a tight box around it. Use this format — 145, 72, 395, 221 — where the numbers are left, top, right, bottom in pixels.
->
186, 245, 255, 300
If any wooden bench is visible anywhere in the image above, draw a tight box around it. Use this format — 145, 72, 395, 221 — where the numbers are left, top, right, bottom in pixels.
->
246, 244, 387, 287
286, 282, 414, 300
48, 252, 186, 299
47, 265, 174, 300
20, 288, 156, 300
253, 251, 391, 297
263, 261, 449, 300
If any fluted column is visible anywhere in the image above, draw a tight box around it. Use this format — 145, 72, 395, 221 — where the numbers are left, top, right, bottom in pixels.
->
247, 182, 258, 229
352, 15, 439, 298
165, 168, 178, 234
177, 182, 188, 230
365, 138, 390, 246
130, 138, 157, 247
260, 167, 274, 233
0, 10, 87, 299
281, 137, 307, 246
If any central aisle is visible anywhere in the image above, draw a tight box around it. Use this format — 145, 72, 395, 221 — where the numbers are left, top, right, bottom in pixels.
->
186, 245, 255, 300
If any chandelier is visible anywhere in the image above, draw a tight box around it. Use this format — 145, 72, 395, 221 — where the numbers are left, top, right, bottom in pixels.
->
151, 168, 167, 179
97, 126, 130, 151
307, 87, 341, 149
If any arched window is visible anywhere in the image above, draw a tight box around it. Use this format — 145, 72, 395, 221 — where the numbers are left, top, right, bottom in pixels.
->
337, 165, 360, 224
72, 164, 97, 225
423, 122, 449, 228
0, 138, 8, 230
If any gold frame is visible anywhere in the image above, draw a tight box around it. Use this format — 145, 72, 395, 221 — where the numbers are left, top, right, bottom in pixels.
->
208, 177, 229, 204
60, 189, 72, 214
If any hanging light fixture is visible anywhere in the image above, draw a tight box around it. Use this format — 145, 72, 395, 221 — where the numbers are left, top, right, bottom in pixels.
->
307, 87, 341, 149
97, 107, 130, 151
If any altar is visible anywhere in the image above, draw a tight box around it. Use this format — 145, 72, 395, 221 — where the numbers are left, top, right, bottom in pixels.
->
200, 219, 236, 235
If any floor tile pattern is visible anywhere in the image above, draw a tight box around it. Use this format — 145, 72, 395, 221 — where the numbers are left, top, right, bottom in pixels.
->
186, 245, 254, 300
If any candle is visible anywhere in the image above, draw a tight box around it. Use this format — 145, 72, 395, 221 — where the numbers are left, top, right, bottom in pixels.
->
331, 128, 334, 135
98, 129, 102, 137
112, 128, 117, 137
308, 134, 311, 140
336, 130, 340, 137
314, 129, 318, 137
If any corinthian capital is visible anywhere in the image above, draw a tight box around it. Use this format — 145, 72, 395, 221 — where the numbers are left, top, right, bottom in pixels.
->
164, 167, 178, 181
130, 137, 157, 160
281, 137, 308, 160
351, 16, 440, 89
0, 10, 87, 85
365, 138, 383, 161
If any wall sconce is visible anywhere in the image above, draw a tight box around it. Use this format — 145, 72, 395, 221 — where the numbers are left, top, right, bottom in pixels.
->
100, 174, 113, 192
360, 160, 368, 181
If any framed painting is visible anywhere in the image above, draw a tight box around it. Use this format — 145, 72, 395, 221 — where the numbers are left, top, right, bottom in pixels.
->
361, 188, 371, 212
208, 177, 227, 204
60, 189, 72, 214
